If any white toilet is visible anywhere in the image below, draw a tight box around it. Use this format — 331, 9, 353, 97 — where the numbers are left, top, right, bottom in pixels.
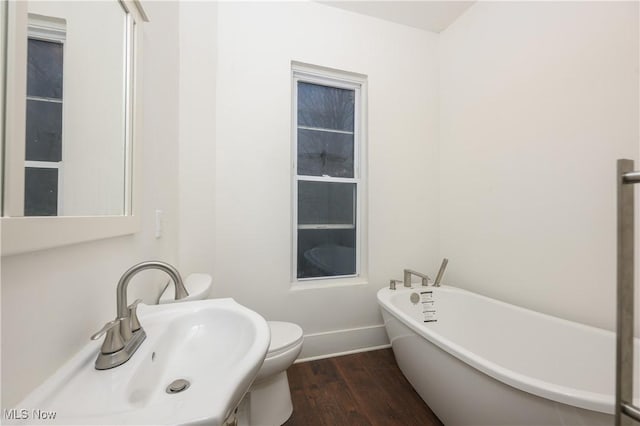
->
247, 321, 303, 426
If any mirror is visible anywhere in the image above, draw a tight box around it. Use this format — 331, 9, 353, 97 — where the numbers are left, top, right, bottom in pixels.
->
1, 0, 147, 255
3, 0, 133, 217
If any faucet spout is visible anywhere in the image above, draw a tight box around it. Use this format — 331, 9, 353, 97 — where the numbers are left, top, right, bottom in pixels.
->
116, 261, 188, 319
93, 260, 188, 370
403, 269, 431, 287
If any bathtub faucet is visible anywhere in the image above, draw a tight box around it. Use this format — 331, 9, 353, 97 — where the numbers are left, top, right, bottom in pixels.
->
403, 269, 431, 287
389, 279, 403, 290
433, 258, 448, 287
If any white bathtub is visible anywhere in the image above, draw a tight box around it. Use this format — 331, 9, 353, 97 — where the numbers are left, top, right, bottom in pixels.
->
377, 285, 640, 426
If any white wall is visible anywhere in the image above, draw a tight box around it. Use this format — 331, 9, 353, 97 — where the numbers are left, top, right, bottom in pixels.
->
439, 1, 639, 333
179, 1, 440, 357
178, 1, 217, 276
1, 1, 181, 407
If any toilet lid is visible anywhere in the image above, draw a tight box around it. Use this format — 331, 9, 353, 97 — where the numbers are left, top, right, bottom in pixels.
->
267, 321, 303, 356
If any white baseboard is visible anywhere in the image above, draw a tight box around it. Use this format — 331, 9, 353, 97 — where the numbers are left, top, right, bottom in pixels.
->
295, 324, 390, 363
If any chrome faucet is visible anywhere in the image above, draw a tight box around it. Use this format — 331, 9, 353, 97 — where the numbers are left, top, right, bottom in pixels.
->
403, 269, 431, 287
116, 261, 188, 319
91, 261, 189, 370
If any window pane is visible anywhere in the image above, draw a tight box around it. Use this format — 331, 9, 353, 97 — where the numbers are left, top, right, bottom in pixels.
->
298, 82, 354, 132
25, 167, 58, 216
27, 38, 63, 99
25, 99, 63, 162
298, 129, 354, 178
297, 229, 356, 278
298, 181, 355, 225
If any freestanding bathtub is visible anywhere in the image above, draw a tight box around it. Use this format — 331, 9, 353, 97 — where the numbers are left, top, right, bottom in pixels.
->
377, 285, 640, 426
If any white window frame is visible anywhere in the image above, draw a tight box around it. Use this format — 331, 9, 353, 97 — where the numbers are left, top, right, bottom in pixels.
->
25, 17, 66, 215
292, 63, 367, 284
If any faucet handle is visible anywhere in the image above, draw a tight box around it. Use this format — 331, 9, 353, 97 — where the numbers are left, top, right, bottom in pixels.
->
91, 320, 119, 340
128, 299, 143, 332
127, 299, 142, 331
389, 279, 403, 290
91, 320, 125, 354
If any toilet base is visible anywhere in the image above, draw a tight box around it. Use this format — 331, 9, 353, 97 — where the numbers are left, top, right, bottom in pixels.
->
248, 371, 293, 426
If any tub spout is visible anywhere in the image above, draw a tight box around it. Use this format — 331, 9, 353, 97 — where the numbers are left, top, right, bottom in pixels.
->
404, 269, 430, 287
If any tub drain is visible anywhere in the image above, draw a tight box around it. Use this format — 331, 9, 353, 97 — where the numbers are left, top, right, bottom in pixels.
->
166, 379, 190, 394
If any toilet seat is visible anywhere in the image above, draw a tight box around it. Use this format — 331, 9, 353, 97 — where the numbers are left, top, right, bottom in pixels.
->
266, 321, 304, 358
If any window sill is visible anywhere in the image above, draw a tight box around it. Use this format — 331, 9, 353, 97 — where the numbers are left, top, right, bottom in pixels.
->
289, 276, 369, 291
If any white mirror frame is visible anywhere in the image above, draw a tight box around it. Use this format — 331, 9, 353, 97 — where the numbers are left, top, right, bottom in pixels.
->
1, 0, 148, 256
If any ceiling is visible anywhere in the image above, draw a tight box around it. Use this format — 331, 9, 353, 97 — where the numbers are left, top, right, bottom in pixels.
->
318, 1, 475, 33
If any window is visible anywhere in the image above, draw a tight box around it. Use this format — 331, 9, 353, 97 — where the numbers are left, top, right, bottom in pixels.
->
24, 18, 66, 216
293, 65, 365, 281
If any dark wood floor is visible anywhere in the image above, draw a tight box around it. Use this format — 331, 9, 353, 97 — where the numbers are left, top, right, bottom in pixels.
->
284, 348, 443, 426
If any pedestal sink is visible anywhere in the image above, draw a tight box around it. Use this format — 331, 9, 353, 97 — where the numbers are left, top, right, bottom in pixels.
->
13, 299, 270, 425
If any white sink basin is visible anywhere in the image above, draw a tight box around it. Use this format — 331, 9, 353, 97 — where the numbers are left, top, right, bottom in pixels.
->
16, 298, 270, 425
